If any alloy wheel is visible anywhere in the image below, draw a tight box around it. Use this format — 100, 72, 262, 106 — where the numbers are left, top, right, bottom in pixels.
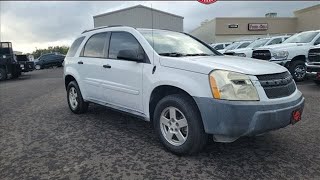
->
160, 107, 188, 146
69, 87, 78, 110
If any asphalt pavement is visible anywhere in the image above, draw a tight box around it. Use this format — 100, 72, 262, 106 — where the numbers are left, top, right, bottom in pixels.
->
0, 68, 320, 179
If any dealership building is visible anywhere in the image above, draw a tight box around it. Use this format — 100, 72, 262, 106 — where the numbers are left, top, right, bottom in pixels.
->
190, 4, 320, 44
93, 5, 184, 32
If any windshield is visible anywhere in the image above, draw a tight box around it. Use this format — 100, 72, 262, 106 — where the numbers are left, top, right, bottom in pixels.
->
247, 39, 269, 48
284, 31, 319, 43
139, 30, 216, 56
225, 42, 240, 50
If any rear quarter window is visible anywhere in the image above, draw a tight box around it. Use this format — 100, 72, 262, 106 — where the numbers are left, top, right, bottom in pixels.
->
66, 36, 85, 57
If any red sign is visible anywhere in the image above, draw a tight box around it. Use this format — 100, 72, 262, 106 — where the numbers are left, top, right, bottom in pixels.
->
198, 0, 217, 5
248, 23, 268, 31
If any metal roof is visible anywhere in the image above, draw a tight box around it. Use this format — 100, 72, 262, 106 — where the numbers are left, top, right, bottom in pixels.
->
93, 5, 184, 19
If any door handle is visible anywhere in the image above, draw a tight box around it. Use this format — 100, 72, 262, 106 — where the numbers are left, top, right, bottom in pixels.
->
103, 64, 111, 68
78, 61, 83, 64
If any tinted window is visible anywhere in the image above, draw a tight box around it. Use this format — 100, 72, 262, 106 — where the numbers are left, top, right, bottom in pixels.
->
83, 33, 107, 58
238, 42, 250, 49
314, 37, 320, 45
268, 38, 282, 45
108, 32, 143, 59
214, 44, 224, 50
67, 36, 85, 57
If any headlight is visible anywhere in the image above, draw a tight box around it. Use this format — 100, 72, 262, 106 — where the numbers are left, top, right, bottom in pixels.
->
272, 51, 288, 60
234, 53, 246, 57
209, 70, 259, 101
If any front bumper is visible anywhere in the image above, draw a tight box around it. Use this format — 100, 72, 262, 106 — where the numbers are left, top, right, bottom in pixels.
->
193, 91, 304, 142
306, 63, 320, 72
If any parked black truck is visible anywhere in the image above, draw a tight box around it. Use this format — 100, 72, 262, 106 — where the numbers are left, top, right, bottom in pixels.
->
16, 54, 34, 72
0, 42, 21, 81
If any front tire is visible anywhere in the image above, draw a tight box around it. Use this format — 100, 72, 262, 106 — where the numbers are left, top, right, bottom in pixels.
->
153, 94, 208, 155
289, 61, 306, 82
67, 81, 89, 114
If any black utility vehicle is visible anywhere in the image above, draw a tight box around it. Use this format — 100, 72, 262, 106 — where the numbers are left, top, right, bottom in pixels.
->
16, 55, 34, 72
306, 46, 320, 85
0, 42, 21, 81
34, 53, 65, 70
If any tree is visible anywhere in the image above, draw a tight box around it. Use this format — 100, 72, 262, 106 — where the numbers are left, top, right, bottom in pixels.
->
32, 46, 69, 59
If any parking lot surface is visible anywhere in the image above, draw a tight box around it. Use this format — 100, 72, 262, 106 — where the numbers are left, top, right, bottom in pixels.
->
1, 68, 320, 179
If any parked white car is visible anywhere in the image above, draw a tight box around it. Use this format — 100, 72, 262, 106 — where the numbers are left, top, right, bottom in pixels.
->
252, 30, 320, 81
220, 40, 252, 54
64, 26, 305, 155
210, 42, 231, 51
225, 35, 290, 57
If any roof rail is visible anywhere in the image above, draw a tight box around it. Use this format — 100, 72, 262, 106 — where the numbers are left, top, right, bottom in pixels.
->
81, 25, 133, 34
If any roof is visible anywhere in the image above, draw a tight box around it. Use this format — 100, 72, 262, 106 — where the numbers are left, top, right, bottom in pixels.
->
294, 4, 320, 14
93, 5, 184, 19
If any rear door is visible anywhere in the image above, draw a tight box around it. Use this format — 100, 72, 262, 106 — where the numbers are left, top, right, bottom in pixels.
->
100, 31, 145, 112
76, 32, 109, 101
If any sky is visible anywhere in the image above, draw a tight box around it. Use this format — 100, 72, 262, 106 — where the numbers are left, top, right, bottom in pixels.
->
0, 1, 319, 53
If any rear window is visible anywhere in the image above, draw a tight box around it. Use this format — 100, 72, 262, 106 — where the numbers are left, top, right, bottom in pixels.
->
66, 36, 85, 57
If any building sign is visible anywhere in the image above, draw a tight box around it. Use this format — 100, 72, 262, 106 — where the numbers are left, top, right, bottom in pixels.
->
248, 23, 268, 31
198, 0, 217, 5
228, 24, 239, 28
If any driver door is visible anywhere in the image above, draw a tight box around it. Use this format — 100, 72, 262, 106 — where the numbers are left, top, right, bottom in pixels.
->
99, 31, 146, 113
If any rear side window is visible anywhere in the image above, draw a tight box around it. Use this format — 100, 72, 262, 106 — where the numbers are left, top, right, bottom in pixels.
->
108, 32, 143, 59
83, 33, 107, 58
67, 37, 85, 57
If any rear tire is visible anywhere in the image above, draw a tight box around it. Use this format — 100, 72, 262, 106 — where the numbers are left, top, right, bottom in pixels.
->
67, 81, 89, 114
153, 94, 208, 155
289, 61, 306, 82
0, 68, 7, 81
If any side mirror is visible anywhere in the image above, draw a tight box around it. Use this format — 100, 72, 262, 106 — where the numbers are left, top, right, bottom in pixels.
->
117, 49, 144, 62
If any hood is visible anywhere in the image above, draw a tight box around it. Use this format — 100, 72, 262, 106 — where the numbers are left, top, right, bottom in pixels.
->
159, 55, 287, 75
232, 48, 253, 53
257, 43, 307, 50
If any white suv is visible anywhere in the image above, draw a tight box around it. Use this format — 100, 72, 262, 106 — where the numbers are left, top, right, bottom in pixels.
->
64, 26, 305, 155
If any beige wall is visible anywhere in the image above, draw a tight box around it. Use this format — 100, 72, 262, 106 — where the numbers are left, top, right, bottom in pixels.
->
295, 4, 320, 32
215, 17, 297, 35
189, 19, 216, 44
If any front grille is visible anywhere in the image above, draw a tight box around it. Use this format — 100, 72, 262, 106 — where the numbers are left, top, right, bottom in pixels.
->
256, 72, 296, 99
308, 48, 320, 63
252, 50, 271, 60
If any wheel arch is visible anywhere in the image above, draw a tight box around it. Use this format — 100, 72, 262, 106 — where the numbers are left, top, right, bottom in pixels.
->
285, 55, 306, 68
148, 85, 203, 125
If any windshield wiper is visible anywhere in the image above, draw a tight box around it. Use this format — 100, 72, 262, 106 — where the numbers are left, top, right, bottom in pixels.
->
158, 52, 186, 57
185, 53, 212, 56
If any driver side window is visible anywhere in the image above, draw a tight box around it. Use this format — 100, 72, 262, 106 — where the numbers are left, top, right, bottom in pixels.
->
108, 32, 144, 61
